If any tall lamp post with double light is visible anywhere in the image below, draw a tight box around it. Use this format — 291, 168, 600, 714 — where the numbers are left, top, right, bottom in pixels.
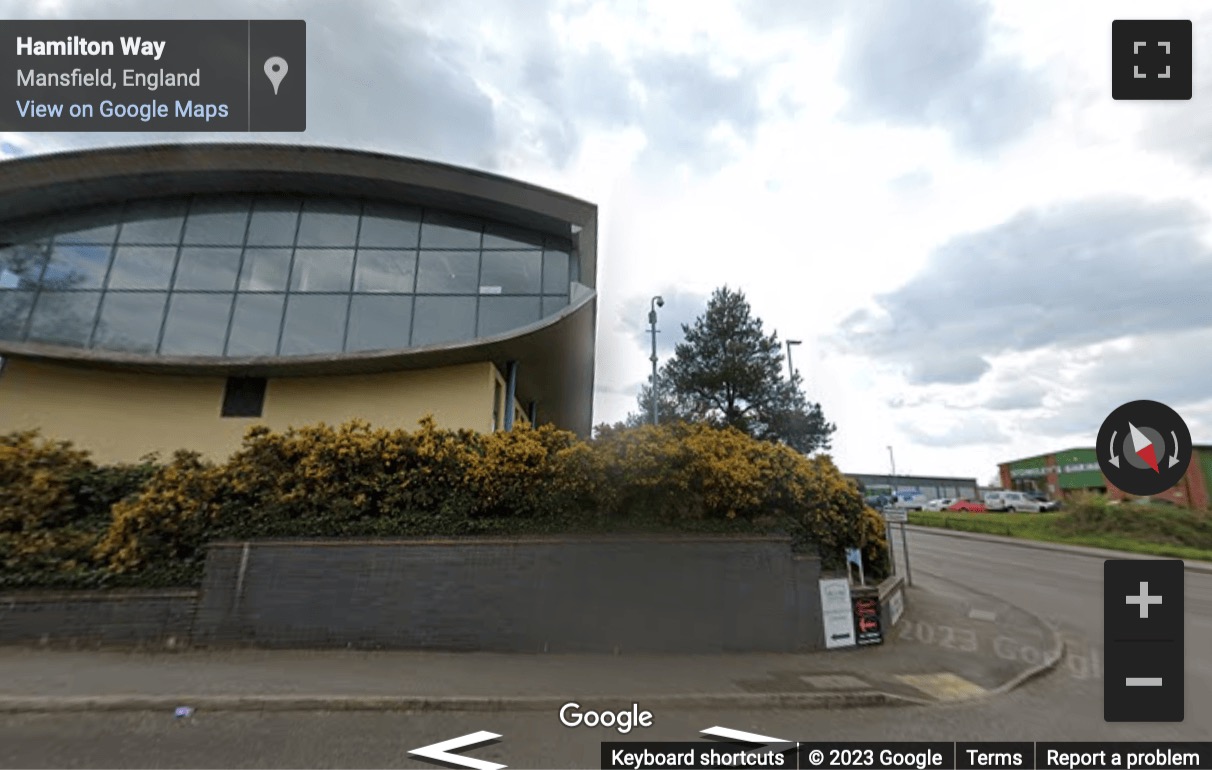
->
648, 296, 664, 426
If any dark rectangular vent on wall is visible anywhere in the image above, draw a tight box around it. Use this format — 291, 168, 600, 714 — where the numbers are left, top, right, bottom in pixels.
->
221, 377, 267, 418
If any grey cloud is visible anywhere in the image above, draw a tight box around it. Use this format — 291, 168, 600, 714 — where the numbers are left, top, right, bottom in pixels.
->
899, 417, 1008, 447
983, 381, 1048, 411
5, 0, 500, 169
837, 0, 1051, 153
837, 197, 1212, 384
1023, 330, 1212, 439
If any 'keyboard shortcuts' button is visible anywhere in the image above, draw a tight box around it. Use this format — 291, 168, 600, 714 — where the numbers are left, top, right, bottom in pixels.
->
1104, 559, 1184, 722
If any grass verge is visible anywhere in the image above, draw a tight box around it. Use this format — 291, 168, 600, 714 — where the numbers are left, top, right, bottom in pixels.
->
909, 506, 1212, 562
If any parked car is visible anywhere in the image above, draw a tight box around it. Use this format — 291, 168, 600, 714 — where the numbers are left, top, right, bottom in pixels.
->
1027, 493, 1061, 511
924, 498, 955, 511
983, 491, 1051, 512
947, 499, 986, 512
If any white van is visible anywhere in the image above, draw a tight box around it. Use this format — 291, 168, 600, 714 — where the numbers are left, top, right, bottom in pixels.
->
984, 491, 1047, 513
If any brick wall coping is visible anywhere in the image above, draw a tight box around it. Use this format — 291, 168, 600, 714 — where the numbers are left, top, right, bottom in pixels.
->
0, 589, 199, 603
205, 534, 793, 549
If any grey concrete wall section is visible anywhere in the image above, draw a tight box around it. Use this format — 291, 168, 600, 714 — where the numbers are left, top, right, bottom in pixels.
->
0, 590, 197, 647
194, 537, 825, 653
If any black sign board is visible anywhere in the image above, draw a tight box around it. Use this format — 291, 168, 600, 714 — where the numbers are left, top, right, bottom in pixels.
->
853, 595, 883, 645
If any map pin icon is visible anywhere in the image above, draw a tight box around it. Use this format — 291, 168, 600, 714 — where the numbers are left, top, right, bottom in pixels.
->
264, 57, 288, 95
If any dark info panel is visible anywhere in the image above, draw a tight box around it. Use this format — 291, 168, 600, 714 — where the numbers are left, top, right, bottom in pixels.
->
1, 20, 305, 131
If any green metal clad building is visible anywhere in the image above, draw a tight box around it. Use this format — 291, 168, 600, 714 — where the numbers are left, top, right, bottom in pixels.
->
998, 446, 1212, 509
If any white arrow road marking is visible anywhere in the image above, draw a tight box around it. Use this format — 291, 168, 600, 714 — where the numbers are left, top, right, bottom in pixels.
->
701, 726, 796, 754
409, 731, 506, 770
1169, 431, 1181, 468
1109, 430, 1120, 468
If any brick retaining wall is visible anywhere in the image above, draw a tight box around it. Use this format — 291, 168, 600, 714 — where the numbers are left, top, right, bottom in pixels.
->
192, 536, 824, 653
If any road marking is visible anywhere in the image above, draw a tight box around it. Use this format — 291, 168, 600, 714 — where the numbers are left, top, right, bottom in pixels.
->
799, 674, 869, 689
409, 731, 505, 770
968, 609, 998, 622
1126, 677, 1163, 686
896, 673, 987, 701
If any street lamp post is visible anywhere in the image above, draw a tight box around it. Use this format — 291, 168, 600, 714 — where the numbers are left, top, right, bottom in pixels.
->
649, 296, 664, 426
786, 339, 801, 380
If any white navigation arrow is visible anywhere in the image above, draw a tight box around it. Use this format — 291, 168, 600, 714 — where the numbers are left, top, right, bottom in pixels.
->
409, 731, 506, 770
1109, 430, 1120, 468
701, 726, 796, 754
1170, 431, 1181, 468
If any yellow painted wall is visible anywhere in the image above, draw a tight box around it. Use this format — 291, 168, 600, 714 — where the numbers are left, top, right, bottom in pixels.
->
0, 358, 498, 464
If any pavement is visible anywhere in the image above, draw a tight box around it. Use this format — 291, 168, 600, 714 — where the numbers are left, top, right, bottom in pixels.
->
0, 568, 1063, 714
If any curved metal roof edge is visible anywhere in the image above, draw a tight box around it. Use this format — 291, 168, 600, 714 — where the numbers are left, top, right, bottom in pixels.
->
0, 141, 598, 211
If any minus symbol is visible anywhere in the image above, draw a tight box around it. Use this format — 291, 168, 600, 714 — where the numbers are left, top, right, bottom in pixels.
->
1125, 677, 1163, 686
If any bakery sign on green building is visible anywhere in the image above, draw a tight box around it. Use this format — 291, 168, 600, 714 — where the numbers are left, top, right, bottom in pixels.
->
1007, 448, 1104, 490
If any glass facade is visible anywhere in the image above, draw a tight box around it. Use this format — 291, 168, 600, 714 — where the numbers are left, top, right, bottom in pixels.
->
0, 194, 577, 357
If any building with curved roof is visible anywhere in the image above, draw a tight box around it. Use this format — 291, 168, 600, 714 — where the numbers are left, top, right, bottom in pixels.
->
0, 144, 597, 463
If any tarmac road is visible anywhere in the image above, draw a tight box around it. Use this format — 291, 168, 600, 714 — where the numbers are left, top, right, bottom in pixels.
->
1, 527, 1208, 769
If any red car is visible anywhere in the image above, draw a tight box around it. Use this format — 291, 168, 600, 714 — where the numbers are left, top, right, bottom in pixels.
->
947, 499, 986, 512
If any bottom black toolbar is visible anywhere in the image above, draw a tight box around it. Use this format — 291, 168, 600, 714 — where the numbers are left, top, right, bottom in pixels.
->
600, 742, 1212, 770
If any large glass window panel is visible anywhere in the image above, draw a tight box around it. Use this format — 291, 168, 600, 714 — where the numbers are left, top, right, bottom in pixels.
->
119, 200, 188, 244
478, 296, 541, 337
358, 203, 421, 248
416, 251, 479, 294
295, 200, 360, 247
246, 198, 301, 246
346, 295, 413, 351
542, 295, 569, 318
27, 291, 101, 347
173, 247, 242, 291
0, 244, 51, 289
182, 198, 251, 246
289, 249, 354, 292
92, 292, 167, 353
279, 294, 349, 355
106, 245, 177, 290
480, 251, 542, 294
238, 248, 293, 291
52, 207, 122, 245
160, 293, 234, 356
0, 290, 35, 340
227, 294, 285, 356
353, 249, 415, 293
40, 243, 111, 289
419, 212, 482, 249
411, 296, 476, 347
542, 249, 571, 294
482, 223, 544, 249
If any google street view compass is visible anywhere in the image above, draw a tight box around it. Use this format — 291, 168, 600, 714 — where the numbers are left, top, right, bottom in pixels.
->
1096, 400, 1191, 497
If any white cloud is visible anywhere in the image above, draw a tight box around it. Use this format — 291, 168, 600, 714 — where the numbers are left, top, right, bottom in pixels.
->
5, 0, 1212, 484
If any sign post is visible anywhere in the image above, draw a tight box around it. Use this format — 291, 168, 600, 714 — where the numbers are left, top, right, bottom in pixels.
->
901, 521, 912, 587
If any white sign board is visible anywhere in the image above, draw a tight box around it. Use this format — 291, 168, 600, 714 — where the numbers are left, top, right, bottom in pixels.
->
819, 578, 856, 649
887, 587, 905, 626
883, 509, 908, 523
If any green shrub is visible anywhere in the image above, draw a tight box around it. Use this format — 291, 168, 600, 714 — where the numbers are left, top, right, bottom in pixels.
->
1057, 494, 1212, 550
8, 419, 890, 587
0, 431, 157, 588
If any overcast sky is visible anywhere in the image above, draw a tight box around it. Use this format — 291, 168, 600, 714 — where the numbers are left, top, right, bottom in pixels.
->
4, 0, 1212, 484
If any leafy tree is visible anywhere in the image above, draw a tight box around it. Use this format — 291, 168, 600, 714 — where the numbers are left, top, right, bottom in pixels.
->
629, 286, 835, 453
